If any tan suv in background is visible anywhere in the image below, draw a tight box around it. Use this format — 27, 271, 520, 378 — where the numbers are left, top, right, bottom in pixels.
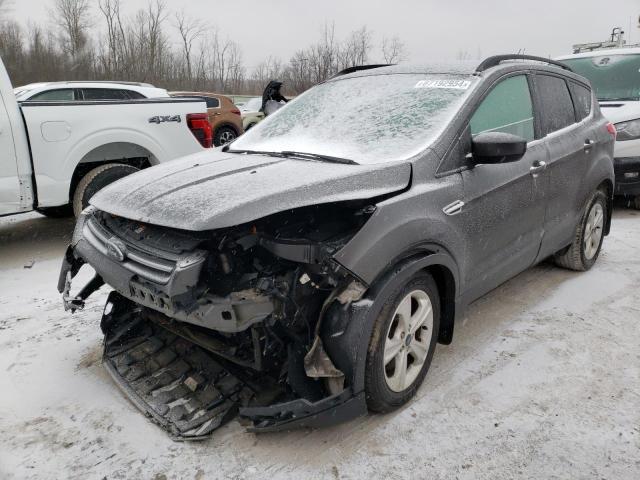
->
170, 91, 244, 146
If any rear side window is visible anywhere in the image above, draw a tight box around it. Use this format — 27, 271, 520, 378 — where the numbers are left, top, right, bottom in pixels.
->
125, 90, 146, 99
82, 88, 129, 100
470, 75, 535, 142
28, 89, 74, 101
570, 82, 592, 121
205, 97, 220, 108
536, 75, 576, 135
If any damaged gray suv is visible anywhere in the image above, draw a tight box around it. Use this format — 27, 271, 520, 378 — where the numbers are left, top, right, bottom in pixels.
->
60, 55, 615, 439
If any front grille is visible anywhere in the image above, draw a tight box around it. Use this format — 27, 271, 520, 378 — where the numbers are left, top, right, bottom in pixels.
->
83, 215, 206, 285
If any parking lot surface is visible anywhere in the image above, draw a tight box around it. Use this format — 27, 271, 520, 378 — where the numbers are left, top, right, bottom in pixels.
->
0, 209, 638, 479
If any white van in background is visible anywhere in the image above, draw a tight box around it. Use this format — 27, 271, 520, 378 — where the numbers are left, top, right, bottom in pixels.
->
557, 28, 640, 208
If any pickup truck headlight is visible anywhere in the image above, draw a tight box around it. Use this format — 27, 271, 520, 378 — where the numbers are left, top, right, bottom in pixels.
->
615, 118, 640, 141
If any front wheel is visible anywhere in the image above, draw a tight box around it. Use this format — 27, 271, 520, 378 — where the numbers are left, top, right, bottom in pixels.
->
72, 163, 139, 216
365, 273, 440, 413
554, 189, 608, 271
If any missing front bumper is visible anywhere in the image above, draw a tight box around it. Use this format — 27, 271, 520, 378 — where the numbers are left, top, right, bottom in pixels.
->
99, 292, 366, 440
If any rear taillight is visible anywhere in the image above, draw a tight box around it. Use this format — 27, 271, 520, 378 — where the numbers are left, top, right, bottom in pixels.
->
230, 108, 241, 115
606, 122, 617, 139
186, 113, 213, 148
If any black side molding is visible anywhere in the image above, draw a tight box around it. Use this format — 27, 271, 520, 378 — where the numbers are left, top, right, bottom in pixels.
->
476, 55, 572, 73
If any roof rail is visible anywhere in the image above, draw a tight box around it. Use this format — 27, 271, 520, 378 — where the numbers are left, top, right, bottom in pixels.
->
330, 64, 393, 79
476, 55, 572, 73
49, 80, 157, 87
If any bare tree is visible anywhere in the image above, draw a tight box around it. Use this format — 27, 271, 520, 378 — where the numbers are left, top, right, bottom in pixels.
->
173, 9, 205, 85
381, 35, 406, 63
339, 26, 372, 68
97, 0, 124, 75
51, 0, 91, 59
1, 4, 410, 96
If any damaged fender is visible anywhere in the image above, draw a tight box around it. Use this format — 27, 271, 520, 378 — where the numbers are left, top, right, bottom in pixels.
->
321, 253, 460, 395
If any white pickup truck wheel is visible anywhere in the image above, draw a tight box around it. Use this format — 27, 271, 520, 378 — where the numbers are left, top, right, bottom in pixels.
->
72, 163, 139, 216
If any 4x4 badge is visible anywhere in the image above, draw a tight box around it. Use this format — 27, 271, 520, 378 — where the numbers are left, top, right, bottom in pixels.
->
149, 115, 181, 124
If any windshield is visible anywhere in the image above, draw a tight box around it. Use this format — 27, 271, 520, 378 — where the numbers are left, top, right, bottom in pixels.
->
231, 73, 477, 164
241, 97, 262, 112
562, 53, 640, 101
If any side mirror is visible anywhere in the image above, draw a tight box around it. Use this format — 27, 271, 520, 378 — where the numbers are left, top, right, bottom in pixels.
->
471, 132, 527, 165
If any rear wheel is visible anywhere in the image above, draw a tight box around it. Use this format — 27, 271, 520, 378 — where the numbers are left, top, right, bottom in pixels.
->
72, 163, 139, 216
214, 126, 237, 146
365, 273, 440, 413
554, 189, 607, 271
634, 195, 640, 210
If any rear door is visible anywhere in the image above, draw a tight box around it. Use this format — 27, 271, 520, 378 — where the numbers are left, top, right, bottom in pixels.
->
204, 96, 222, 127
459, 73, 548, 302
0, 91, 22, 215
533, 74, 593, 260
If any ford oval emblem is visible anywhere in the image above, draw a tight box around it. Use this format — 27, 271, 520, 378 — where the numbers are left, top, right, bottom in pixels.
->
106, 237, 127, 262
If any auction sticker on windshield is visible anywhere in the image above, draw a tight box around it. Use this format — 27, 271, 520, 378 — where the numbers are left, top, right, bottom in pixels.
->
415, 79, 472, 89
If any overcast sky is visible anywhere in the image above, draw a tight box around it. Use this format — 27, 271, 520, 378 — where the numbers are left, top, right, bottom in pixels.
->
8, 0, 640, 68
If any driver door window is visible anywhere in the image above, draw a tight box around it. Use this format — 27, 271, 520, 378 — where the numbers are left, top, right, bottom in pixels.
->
470, 75, 535, 142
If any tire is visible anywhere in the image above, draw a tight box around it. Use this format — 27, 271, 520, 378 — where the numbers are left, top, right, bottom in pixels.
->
213, 126, 237, 147
634, 196, 640, 210
36, 204, 73, 218
365, 272, 440, 413
245, 122, 257, 131
554, 189, 608, 271
72, 163, 139, 216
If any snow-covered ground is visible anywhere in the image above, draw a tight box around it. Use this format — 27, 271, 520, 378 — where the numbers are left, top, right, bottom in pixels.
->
0, 210, 638, 480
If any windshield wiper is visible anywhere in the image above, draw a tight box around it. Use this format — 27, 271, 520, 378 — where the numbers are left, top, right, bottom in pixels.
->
279, 151, 358, 165
225, 148, 286, 158
226, 148, 358, 165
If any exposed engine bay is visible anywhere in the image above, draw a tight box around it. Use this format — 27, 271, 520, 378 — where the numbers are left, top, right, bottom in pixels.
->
59, 201, 375, 439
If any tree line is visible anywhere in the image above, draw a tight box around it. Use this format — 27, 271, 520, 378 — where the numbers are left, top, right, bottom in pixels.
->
0, 0, 407, 95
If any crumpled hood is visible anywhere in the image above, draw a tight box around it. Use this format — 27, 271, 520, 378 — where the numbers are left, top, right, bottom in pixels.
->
90, 150, 411, 231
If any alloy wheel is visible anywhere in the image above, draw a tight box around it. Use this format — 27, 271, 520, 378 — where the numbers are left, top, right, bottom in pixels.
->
220, 130, 236, 144
383, 289, 434, 392
583, 202, 604, 260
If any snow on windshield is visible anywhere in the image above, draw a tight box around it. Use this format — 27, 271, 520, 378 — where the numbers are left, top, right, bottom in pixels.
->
232, 73, 477, 164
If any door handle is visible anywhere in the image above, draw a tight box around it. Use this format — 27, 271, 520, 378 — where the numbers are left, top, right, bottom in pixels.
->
529, 160, 547, 176
584, 139, 596, 152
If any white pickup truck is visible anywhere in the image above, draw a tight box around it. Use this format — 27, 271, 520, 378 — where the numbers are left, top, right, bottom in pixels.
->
0, 58, 212, 218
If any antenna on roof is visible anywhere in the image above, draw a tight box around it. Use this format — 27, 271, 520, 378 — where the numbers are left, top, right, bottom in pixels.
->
571, 26, 638, 53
